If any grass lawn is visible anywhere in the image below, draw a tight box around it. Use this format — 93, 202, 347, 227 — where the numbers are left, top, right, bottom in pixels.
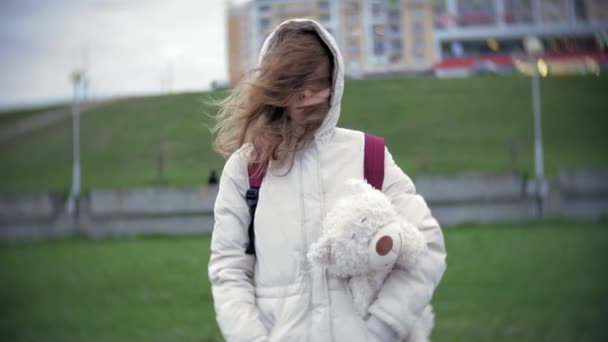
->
0, 104, 69, 127
0, 75, 607, 193
0, 221, 607, 341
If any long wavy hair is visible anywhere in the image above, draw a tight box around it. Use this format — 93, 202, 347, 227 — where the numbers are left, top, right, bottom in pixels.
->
213, 26, 333, 173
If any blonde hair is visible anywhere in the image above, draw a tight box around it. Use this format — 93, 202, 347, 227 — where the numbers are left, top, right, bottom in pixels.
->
213, 27, 333, 173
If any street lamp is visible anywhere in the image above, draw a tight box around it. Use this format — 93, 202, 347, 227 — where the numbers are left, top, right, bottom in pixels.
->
66, 70, 83, 221
523, 36, 546, 218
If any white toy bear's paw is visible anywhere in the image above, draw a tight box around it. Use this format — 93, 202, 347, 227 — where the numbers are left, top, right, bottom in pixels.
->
397, 219, 427, 269
307, 236, 331, 268
345, 179, 375, 194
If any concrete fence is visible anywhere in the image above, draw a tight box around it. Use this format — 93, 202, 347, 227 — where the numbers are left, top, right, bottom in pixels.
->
1, 170, 607, 241
413, 173, 533, 226
84, 186, 218, 238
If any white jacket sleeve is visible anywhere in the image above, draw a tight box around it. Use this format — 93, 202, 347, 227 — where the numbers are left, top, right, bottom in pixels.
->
366, 147, 448, 340
208, 152, 269, 342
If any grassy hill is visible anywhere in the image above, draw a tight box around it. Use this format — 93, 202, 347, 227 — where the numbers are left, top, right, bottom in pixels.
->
0, 104, 68, 127
0, 75, 607, 193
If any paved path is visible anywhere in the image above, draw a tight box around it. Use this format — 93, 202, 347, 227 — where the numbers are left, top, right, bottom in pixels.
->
0, 100, 111, 144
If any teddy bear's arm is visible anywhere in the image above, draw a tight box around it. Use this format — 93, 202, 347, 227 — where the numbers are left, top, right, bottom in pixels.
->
349, 270, 390, 318
396, 218, 428, 270
349, 275, 375, 318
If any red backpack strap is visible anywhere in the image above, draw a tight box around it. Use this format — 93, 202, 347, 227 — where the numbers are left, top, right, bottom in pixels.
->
247, 163, 266, 189
245, 162, 267, 255
364, 133, 385, 191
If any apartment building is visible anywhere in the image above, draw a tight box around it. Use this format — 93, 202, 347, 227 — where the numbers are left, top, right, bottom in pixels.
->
227, 0, 435, 85
227, 0, 608, 85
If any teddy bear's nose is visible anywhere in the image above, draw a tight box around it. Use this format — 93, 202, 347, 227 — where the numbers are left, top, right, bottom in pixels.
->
375, 236, 393, 256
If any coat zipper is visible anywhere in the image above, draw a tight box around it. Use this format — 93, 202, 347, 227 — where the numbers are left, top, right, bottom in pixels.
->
297, 152, 307, 253
314, 140, 334, 341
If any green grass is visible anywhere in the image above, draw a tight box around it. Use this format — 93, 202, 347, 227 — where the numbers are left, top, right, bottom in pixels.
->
1, 76, 607, 193
0, 92, 225, 193
433, 221, 608, 341
1, 222, 607, 341
0, 236, 223, 342
0, 104, 69, 126
341, 75, 608, 176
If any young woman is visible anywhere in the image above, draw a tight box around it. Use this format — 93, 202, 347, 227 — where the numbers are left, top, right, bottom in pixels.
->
208, 19, 447, 342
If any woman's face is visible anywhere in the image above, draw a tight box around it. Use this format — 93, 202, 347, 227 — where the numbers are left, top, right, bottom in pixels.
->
288, 88, 331, 122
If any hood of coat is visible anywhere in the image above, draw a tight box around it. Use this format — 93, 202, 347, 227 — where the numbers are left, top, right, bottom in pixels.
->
258, 18, 345, 140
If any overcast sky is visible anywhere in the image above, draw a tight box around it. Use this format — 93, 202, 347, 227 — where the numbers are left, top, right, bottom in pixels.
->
0, 0, 227, 109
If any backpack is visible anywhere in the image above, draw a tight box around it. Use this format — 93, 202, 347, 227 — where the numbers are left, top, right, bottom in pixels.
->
245, 133, 385, 255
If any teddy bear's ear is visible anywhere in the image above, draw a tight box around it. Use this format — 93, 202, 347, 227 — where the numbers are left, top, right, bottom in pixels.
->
345, 179, 373, 194
307, 237, 331, 267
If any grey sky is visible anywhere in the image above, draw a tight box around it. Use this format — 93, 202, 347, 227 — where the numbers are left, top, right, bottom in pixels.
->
0, 0, 227, 109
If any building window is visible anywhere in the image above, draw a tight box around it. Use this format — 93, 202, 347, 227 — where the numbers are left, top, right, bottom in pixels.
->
320, 13, 331, 22
391, 39, 402, 51
574, 0, 587, 21
389, 24, 400, 35
372, 1, 384, 18
373, 24, 385, 36
450, 41, 465, 58
504, 0, 534, 24
389, 52, 402, 63
415, 35, 426, 65
345, 1, 360, 12
258, 4, 271, 14
415, 54, 426, 65
457, 0, 496, 26
414, 36, 425, 58
259, 18, 271, 32
319, 1, 330, 10
542, 0, 568, 23
348, 15, 358, 29
349, 42, 360, 56
388, 9, 400, 22
433, 0, 450, 28
412, 11, 424, 34
441, 39, 530, 58
390, 38, 402, 63
374, 41, 385, 56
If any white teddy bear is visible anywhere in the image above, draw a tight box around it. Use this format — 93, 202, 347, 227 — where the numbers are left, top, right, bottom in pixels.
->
307, 179, 435, 342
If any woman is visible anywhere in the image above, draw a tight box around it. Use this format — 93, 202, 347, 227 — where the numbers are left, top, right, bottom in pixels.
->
208, 19, 447, 342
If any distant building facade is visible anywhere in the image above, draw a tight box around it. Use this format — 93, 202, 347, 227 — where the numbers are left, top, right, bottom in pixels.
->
227, 0, 608, 85
434, 0, 608, 60
227, 0, 436, 85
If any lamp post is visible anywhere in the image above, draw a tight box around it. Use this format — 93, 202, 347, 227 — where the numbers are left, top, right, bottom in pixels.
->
523, 36, 546, 218
66, 70, 83, 221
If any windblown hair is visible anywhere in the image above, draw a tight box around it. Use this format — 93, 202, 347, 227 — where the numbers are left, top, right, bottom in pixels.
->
213, 26, 333, 172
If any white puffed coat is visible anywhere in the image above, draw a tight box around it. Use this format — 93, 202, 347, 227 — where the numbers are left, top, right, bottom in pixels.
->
208, 18, 447, 342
